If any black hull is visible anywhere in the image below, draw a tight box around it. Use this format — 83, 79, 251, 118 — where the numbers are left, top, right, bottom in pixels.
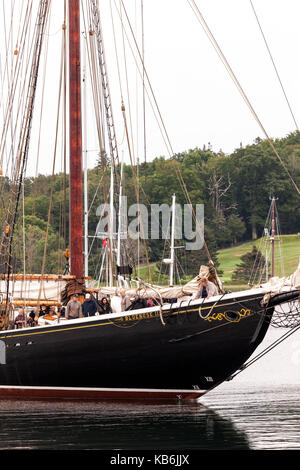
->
0, 289, 298, 399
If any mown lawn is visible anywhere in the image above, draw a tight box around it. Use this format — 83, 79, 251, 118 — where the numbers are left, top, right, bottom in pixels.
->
217, 234, 300, 290
135, 234, 300, 292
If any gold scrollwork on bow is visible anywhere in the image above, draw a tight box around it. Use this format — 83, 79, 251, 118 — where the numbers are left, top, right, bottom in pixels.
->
204, 308, 251, 323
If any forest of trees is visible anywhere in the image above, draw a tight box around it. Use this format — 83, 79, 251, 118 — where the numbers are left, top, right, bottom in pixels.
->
1, 131, 299, 279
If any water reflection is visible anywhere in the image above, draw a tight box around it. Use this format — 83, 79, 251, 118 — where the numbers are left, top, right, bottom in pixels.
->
0, 399, 249, 450
201, 384, 300, 450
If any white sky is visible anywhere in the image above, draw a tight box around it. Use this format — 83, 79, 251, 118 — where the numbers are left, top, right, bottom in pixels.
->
99, 0, 300, 167
222, 327, 300, 386
1, 0, 300, 176
137, 0, 300, 156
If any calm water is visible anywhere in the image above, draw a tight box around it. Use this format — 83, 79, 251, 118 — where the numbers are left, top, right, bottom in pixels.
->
1, 328, 300, 451
0, 384, 299, 451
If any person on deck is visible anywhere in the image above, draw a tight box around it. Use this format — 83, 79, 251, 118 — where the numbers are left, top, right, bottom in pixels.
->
57, 306, 65, 318
147, 298, 154, 307
82, 293, 98, 317
127, 295, 148, 310
194, 278, 218, 300
120, 289, 131, 312
14, 308, 32, 328
33, 305, 47, 325
29, 309, 36, 324
66, 293, 82, 320
98, 296, 112, 315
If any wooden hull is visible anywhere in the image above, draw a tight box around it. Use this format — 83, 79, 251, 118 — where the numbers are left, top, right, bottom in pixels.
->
0, 385, 203, 401
0, 289, 297, 400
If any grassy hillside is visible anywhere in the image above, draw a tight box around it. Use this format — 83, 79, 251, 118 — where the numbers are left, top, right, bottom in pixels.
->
217, 234, 300, 291
136, 234, 300, 292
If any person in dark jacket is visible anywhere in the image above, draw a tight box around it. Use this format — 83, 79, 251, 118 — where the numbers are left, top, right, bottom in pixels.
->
82, 293, 98, 317
127, 295, 148, 310
98, 296, 112, 315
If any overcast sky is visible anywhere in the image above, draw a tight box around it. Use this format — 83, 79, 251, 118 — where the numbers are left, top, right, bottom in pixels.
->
76, 0, 300, 173
1, 0, 300, 176
133, 0, 300, 157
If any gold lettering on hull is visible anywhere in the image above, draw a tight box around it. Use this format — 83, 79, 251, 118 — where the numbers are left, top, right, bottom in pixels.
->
119, 307, 251, 323
122, 311, 161, 322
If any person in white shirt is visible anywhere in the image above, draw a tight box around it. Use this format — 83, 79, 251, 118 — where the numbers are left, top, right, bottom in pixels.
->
194, 278, 218, 300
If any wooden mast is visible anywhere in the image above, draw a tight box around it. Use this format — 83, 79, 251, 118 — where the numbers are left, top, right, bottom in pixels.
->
68, 0, 83, 279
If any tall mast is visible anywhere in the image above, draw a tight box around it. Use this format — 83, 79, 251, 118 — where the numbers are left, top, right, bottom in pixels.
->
68, 0, 83, 279
109, 165, 114, 287
83, 41, 88, 279
117, 152, 125, 281
169, 194, 176, 287
270, 196, 276, 277
163, 194, 176, 287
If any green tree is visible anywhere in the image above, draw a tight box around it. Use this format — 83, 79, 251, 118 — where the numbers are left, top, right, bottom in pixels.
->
232, 246, 265, 283
227, 214, 246, 244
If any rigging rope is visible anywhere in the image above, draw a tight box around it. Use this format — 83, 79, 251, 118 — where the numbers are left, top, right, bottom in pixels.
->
89, 0, 120, 167
249, 0, 299, 132
229, 319, 300, 381
36, 4, 64, 318
119, 1, 136, 167
121, 102, 152, 282
0, 1, 34, 175
113, 0, 216, 273
81, 1, 115, 283
106, 0, 152, 280
1, 0, 51, 324
187, 0, 300, 197
140, 0, 146, 164
34, 6, 52, 178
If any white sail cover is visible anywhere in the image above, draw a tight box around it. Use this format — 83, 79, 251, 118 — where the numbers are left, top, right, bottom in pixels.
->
1, 261, 299, 305
259, 260, 300, 304
98, 262, 300, 301
97, 265, 221, 299
0, 279, 68, 302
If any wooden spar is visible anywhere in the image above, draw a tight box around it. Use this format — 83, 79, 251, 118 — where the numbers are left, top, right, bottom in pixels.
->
68, 0, 84, 280
1, 300, 62, 307
0, 274, 77, 281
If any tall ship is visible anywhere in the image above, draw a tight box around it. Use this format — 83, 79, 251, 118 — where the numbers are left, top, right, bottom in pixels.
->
0, 0, 299, 401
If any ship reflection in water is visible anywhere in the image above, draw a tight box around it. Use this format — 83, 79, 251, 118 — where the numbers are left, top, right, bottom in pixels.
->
0, 399, 249, 450
2, 384, 300, 450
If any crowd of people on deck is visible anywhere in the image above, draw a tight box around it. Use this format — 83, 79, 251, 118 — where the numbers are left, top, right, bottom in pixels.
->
11, 292, 160, 328
10, 277, 219, 328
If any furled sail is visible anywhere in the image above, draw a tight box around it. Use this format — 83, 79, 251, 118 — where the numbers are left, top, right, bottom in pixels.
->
260, 260, 300, 305
0, 276, 73, 306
